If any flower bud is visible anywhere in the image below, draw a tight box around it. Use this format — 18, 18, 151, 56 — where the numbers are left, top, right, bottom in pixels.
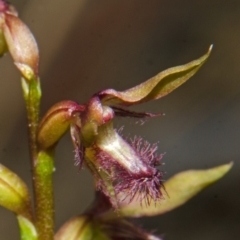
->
37, 101, 84, 150
55, 213, 161, 240
3, 14, 39, 77
0, 163, 32, 219
0, 0, 39, 78
55, 215, 110, 240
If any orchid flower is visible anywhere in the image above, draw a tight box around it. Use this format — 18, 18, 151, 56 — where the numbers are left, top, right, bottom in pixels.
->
0, 1, 232, 239
37, 46, 212, 208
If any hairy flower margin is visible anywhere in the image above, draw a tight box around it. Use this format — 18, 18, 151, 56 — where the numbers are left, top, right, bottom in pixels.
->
38, 46, 212, 208
0, 1, 233, 239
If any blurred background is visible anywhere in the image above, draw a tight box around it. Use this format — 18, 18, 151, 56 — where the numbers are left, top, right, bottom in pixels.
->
0, 0, 239, 239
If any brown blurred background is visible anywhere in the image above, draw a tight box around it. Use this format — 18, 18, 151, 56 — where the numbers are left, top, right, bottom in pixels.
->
0, 0, 239, 239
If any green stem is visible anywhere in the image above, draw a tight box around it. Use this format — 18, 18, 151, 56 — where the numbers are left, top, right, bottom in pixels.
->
22, 77, 54, 240
34, 150, 55, 240
22, 77, 40, 165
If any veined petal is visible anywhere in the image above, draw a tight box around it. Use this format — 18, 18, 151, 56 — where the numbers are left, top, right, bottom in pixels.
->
99, 46, 212, 106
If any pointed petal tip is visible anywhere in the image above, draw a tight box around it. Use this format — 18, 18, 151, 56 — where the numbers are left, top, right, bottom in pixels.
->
221, 161, 233, 172
209, 44, 214, 52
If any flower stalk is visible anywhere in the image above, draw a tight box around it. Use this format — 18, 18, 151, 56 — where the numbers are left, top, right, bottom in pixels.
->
21, 42, 55, 240
0, 1, 54, 238
20, 43, 55, 240
0, 1, 233, 239
33, 150, 55, 240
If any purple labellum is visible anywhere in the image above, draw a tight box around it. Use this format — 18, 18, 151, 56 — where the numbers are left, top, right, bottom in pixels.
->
92, 128, 165, 207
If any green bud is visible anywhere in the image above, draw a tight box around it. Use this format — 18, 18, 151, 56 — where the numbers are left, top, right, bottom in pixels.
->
56, 212, 162, 240
0, 164, 32, 219
55, 215, 110, 240
37, 101, 84, 150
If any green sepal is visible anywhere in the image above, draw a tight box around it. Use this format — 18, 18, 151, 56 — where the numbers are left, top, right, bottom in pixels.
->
103, 162, 233, 218
100, 46, 212, 106
17, 215, 38, 240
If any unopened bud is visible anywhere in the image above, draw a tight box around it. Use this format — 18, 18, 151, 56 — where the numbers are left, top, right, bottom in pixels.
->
55, 215, 110, 240
0, 164, 32, 219
0, 1, 39, 78
3, 14, 39, 77
37, 101, 84, 150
